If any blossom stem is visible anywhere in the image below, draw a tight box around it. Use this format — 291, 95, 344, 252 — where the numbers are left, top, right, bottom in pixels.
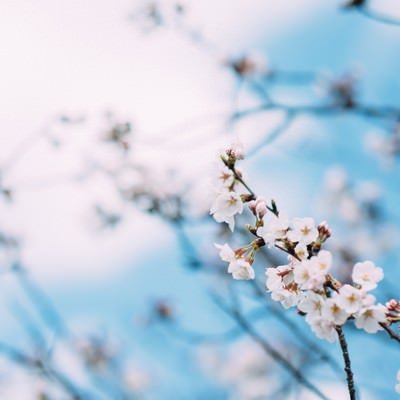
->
336, 326, 356, 400
229, 165, 256, 198
274, 243, 301, 262
379, 322, 400, 344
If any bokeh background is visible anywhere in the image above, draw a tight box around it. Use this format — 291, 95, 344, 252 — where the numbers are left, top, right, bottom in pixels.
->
0, 0, 400, 398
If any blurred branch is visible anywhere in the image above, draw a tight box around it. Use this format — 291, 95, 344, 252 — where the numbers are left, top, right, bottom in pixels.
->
250, 280, 344, 377
353, 4, 400, 27
231, 101, 400, 122
0, 341, 90, 400
160, 306, 269, 344
247, 111, 296, 158
13, 265, 69, 337
210, 292, 330, 400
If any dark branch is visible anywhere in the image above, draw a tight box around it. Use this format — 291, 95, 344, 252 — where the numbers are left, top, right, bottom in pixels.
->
336, 326, 356, 400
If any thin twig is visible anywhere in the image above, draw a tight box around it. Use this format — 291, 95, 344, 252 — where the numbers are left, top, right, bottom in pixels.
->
13, 265, 69, 337
336, 326, 356, 400
0, 342, 88, 400
246, 111, 296, 158
379, 322, 400, 343
357, 6, 400, 27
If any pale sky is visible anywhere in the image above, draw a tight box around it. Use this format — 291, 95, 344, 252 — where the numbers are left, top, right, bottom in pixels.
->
0, 0, 323, 282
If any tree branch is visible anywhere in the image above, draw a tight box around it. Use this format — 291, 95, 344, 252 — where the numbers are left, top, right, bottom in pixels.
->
336, 326, 356, 400
211, 293, 330, 400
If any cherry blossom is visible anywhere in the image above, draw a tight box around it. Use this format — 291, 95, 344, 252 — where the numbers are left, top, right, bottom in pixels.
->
294, 242, 308, 260
354, 304, 387, 333
352, 260, 383, 291
229, 258, 255, 280
257, 214, 289, 247
217, 166, 235, 189
215, 243, 236, 264
307, 316, 338, 343
215, 243, 254, 280
293, 259, 321, 290
210, 191, 243, 231
313, 250, 332, 275
321, 297, 349, 326
336, 284, 365, 314
225, 141, 245, 161
297, 291, 324, 321
265, 266, 299, 309
287, 217, 318, 245
293, 251, 331, 290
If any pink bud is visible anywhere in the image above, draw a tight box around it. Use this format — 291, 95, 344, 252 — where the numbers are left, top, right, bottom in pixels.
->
248, 197, 268, 219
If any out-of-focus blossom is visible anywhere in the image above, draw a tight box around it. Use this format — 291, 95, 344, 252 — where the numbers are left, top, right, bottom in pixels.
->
395, 370, 400, 394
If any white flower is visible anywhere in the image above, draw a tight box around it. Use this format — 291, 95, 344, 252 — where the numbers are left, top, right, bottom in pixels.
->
294, 256, 325, 290
308, 316, 338, 342
272, 289, 299, 309
395, 370, 400, 394
265, 266, 299, 309
217, 166, 235, 189
293, 260, 316, 289
336, 284, 365, 314
229, 258, 255, 280
298, 291, 325, 321
215, 243, 235, 263
257, 214, 289, 247
321, 297, 349, 326
293, 252, 330, 290
354, 304, 387, 333
265, 267, 284, 292
352, 260, 383, 291
294, 242, 308, 260
313, 250, 332, 275
287, 217, 318, 245
215, 243, 254, 280
210, 191, 243, 231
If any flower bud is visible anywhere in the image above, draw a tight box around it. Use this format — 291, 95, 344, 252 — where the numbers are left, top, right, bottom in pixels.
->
386, 299, 400, 314
248, 197, 268, 219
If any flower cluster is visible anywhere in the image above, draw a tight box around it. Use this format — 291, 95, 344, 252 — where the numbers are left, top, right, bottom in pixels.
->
215, 243, 255, 280
265, 231, 385, 341
210, 142, 246, 231
211, 144, 398, 344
